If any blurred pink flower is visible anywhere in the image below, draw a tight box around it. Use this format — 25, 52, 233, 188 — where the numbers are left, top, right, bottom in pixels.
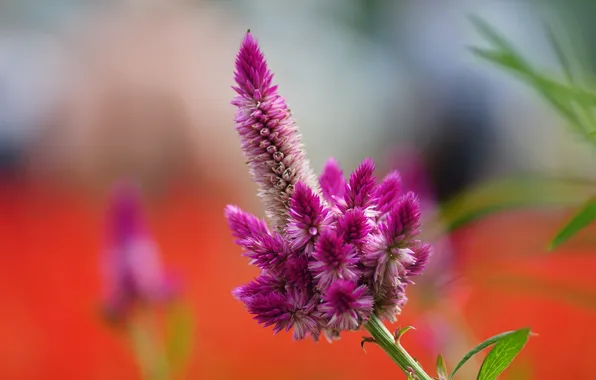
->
101, 182, 175, 322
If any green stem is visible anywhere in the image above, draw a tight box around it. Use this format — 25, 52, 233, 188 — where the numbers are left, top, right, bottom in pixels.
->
364, 314, 433, 380
128, 313, 170, 380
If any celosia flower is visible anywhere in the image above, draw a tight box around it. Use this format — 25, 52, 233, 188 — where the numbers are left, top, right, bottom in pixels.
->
310, 231, 359, 290
337, 208, 373, 246
228, 31, 431, 341
363, 192, 423, 289
286, 182, 333, 255
243, 288, 320, 340
341, 157, 378, 217
375, 171, 403, 218
101, 182, 174, 322
319, 280, 374, 331
319, 157, 346, 208
231, 274, 285, 300
232, 31, 317, 230
225, 204, 288, 273
371, 283, 408, 323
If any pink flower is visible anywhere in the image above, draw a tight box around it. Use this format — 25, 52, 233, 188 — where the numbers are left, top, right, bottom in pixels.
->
101, 182, 174, 322
319, 280, 374, 331
227, 32, 432, 341
286, 182, 333, 255
231, 31, 317, 230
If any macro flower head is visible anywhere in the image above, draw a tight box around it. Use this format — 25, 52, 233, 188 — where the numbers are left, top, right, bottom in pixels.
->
227, 31, 431, 341
231, 30, 317, 230
101, 182, 175, 322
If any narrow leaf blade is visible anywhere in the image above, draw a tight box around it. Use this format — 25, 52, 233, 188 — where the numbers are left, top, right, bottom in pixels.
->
545, 23, 574, 84
449, 329, 525, 379
165, 303, 195, 375
470, 16, 596, 145
439, 177, 595, 232
469, 15, 513, 51
437, 354, 448, 380
394, 325, 415, 343
550, 196, 596, 250
477, 328, 531, 380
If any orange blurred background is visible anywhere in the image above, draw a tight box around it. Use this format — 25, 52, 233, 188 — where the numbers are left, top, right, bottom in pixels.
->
2, 177, 596, 379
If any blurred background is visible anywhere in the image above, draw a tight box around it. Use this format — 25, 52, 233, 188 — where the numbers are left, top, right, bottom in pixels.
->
1, 0, 596, 379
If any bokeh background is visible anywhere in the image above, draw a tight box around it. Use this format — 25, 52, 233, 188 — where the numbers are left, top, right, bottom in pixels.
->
1, 0, 596, 379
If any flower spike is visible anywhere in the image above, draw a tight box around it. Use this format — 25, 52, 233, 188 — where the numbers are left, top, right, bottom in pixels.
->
227, 32, 431, 341
101, 182, 175, 322
231, 31, 317, 230
319, 157, 346, 207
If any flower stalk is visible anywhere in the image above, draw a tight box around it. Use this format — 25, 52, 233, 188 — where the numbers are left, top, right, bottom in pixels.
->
364, 314, 433, 380
127, 312, 170, 380
228, 29, 434, 376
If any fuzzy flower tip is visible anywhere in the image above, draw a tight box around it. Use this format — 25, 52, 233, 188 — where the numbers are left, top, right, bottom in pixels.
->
286, 182, 332, 255
232, 31, 317, 230
101, 182, 174, 322
320, 280, 373, 331
228, 33, 431, 341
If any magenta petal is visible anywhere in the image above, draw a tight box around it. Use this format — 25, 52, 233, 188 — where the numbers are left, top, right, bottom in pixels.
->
375, 171, 402, 217
232, 31, 316, 229
336, 208, 373, 246
286, 182, 332, 255
242, 288, 319, 341
319, 157, 346, 206
241, 232, 289, 273
407, 242, 432, 276
310, 231, 360, 290
232, 274, 285, 301
320, 280, 373, 330
384, 192, 421, 242
224, 205, 270, 242
343, 158, 378, 216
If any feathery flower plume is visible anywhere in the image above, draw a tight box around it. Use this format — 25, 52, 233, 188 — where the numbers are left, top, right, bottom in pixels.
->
101, 182, 174, 322
341, 158, 378, 217
337, 208, 373, 246
225, 204, 288, 273
319, 280, 373, 331
286, 182, 333, 255
232, 31, 317, 230
375, 171, 402, 218
319, 157, 346, 208
310, 231, 359, 290
227, 32, 431, 342
364, 192, 422, 289
243, 289, 320, 340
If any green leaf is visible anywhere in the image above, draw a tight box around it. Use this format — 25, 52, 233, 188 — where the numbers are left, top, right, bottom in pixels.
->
127, 317, 170, 380
477, 328, 531, 380
437, 355, 448, 380
469, 16, 533, 76
470, 16, 596, 145
545, 23, 596, 135
360, 336, 377, 352
439, 177, 595, 232
449, 329, 529, 379
394, 325, 415, 344
469, 15, 515, 52
165, 303, 195, 375
550, 196, 596, 250
545, 23, 574, 84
